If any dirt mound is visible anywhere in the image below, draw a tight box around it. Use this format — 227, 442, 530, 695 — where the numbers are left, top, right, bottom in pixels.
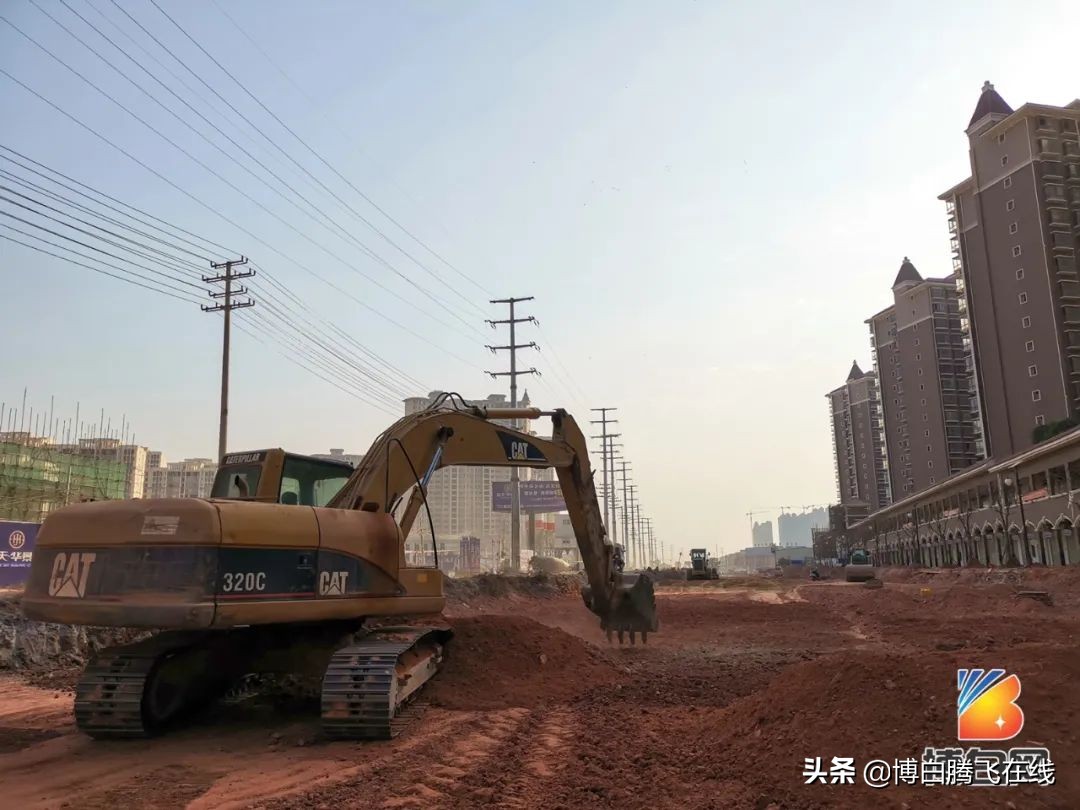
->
444, 572, 582, 605
427, 615, 624, 710
0, 590, 148, 689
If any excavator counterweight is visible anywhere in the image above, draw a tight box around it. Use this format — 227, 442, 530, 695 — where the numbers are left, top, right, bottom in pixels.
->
23, 398, 657, 739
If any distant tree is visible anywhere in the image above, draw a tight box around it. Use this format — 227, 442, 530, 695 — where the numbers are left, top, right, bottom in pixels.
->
1033, 417, 1080, 444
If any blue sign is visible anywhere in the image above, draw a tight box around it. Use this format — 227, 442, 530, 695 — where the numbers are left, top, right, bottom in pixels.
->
491, 480, 566, 514
0, 520, 38, 587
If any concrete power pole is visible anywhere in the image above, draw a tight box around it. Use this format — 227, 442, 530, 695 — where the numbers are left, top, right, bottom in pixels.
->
635, 501, 643, 570
485, 296, 538, 573
589, 408, 618, 542
202, 257, 254, 462
626, 483, 638, 570
620, 461, 632, 565
644, 517, 654, 566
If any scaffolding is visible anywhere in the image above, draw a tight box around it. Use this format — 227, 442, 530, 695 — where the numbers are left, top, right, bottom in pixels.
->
0, 393, 139, 524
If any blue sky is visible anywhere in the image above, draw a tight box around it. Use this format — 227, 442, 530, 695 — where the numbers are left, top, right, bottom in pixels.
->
2, 0, 1078, 558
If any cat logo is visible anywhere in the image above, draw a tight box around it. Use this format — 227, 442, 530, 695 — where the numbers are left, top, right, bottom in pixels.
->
319, 570, 349, 596
510, 441, 530, 461
48, 552, 97, 598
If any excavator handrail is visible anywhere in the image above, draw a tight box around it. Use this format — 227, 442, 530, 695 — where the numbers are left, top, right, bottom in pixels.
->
327, 401, 651, 630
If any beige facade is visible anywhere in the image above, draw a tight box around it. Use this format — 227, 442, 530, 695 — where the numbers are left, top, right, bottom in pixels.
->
868, 259, 983, 498
403, 391, 536, 568
940, 83, 1080, 459
144, 456, 217, 499
828, 363, 890, 510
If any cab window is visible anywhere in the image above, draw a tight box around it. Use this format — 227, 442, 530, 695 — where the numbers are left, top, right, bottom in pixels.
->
279, 456, 351, 506
211, 465, 262, 499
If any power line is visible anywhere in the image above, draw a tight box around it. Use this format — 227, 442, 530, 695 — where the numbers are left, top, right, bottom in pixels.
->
108, 0, 485, 324
1, 146, 429, 401
50, 0, 486, 341
0, 70, 478, 366
150, 0, 491, 305
0, 166, 215, 264
0, 205, 204, 294
0, 143, 238, 257
3, 13, 482, 344
0, 226, 202, 304
0, 183, 206, 279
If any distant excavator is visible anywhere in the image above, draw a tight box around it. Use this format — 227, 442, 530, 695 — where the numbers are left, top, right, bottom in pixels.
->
22, 395, 657, 740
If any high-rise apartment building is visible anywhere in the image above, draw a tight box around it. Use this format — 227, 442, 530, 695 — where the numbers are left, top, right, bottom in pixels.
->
867, 258, 983, 497
144, 457, 217, 499
939, 82, 1080, 458
827, 362, 890, 510
751, 520, 773, 548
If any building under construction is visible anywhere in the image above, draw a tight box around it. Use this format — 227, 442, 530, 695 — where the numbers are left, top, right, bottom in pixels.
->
0, 396, 140, 524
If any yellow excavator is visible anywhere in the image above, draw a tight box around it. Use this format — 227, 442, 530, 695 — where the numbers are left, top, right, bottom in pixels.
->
22, 395, 657, 739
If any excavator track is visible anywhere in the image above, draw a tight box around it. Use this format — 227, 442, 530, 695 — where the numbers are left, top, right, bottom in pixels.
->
321, 627, 452, 740
75, 633, 210, 739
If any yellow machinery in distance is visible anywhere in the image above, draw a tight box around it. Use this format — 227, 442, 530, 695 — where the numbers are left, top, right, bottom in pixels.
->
23, 395, 657, 739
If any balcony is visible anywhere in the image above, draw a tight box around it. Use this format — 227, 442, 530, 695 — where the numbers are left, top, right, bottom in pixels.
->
1046, 184, 1068, 205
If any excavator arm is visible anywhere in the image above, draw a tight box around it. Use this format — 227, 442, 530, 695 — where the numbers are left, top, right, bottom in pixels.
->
328, 399, 657, 637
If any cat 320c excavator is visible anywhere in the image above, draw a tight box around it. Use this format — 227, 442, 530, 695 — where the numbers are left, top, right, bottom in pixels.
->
22, 394, 658, 740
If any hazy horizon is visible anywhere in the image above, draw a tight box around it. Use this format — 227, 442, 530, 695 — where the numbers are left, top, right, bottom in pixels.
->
3, 0, 1079, 560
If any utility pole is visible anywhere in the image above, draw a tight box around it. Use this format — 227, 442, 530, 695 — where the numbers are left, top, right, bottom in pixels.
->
636, 500, 646, 570
620, 461, 631, 565
607, 443, 623, 549
626, 483, 638, 570
485, 296, 538, 573
589, 408, 618, 542
644, 517, 654, 567
202, 257, 254, 462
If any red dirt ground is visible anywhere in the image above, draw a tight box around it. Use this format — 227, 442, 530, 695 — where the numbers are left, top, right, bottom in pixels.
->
1, 570, 1078, 809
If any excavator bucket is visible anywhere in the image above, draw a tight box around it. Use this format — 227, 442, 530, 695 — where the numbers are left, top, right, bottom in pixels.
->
582, 573, 658, 644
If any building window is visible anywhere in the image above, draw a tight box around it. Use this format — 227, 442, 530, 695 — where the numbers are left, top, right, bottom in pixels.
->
1009, 222, 1018, 234
1001, 155, 1009, 166
1016, 268, 1025, 280
916, 353, 921, 360
997, 133, 1006, 144
920, 384, 925, 391
914, 338, 920, 346
1035, 415, 1046, 426
1026, 340, 1035, 352
1012, 246, 1022, 257
1022, 316, 1032, 328
1029, 364, 1038, 377
925, 429, 930, 437
921, 398, 927, 405
930, 477, 937, 484
1007, 199, 1015, 211
1004, 176, 1013, 189
918, 368, 924, 376
1033, 390, 1042, 402
1019, 292, 1028, 304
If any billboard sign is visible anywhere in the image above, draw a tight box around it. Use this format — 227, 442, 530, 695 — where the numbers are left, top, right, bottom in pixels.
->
491, 480, 567, 513
0, 520, 39, 587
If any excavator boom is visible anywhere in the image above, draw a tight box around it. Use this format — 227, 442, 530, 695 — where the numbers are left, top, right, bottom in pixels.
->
330, 400, 657, 636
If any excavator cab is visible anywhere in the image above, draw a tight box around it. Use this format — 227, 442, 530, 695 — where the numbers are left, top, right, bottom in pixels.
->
210, 450, 355, 505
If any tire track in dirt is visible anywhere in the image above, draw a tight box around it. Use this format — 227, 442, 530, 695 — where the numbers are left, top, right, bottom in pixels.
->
496, 707, 576, 809
378, 707, 532, 808
197, 708, 476, 810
